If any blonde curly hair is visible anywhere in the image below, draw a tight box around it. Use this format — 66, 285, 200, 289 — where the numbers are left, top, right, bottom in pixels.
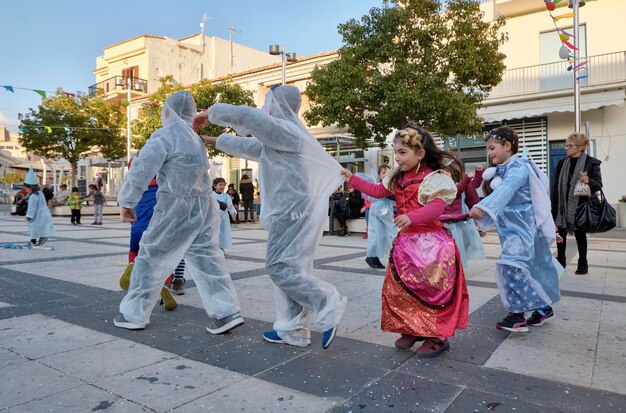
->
397, 128, 424, 149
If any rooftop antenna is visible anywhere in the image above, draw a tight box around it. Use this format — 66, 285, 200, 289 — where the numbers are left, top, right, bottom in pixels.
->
229, 25, 241, 73
199, 13, 211, 80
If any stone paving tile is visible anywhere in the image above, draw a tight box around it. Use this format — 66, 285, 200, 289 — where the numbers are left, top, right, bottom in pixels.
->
9, 384, 152, 413
0, 322, 116, 360
330, 371, 462, 413
465, 368, 626, 413
39, 339, 176, 382
185, 334, 310, 376
0, 360, 84, 410
98, 357, 246, 412
396, 356, 481, 388
484, 332, 596, 387
445, 388, 568, 413
342, 320, 396, 348
256, 351, 389, 399
172, 376, 339, 412
0, 347, 29, 368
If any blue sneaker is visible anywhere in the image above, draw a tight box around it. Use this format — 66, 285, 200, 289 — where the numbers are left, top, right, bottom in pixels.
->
262, 330, 286, 344
322, 326, 338, 349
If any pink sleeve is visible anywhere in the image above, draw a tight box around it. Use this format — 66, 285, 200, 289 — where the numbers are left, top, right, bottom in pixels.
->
457, 175, 472, 192
348, 175, 393, 198
406, 198, 445, 225
464, 184, 480, 208
471, 169, 484, 189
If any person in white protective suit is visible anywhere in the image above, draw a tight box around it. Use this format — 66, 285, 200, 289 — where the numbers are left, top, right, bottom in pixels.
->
113, 90, 244, 334
193, 85, 347, 349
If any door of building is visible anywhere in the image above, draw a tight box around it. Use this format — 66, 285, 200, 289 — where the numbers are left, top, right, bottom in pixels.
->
549, 140, 567, 191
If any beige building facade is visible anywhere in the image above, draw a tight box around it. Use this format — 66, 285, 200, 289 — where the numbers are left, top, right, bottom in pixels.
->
86, 33, 282, 195
476, 0, 626, 206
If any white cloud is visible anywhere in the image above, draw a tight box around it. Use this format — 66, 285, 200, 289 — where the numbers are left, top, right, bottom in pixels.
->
0, 112, 21, 132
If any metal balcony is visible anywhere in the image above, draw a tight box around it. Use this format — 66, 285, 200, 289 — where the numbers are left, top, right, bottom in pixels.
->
488, 51, 626, 99
88, 76, 148, 99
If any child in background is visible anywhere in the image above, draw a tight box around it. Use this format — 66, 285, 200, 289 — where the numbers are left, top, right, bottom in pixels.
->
440, 158, 486, 268
67, 187, 83, 225
344, 125, 468, 358
469, 126, 562, 332
86, 184, 105, 225
364, 165, 397, 269
23, 168, 55, 246
212, 177, 237, 250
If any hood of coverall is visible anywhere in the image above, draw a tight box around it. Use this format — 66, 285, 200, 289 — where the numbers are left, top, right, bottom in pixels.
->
161, 90, 197, 127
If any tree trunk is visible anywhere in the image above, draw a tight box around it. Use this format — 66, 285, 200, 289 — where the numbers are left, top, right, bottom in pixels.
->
71, 161, 78, 189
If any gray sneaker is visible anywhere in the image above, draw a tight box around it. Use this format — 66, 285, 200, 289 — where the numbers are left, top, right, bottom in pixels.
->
113, 313, 145, 330
206, 313, 244, 334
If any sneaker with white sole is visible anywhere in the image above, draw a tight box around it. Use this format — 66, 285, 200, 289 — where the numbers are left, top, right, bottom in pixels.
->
37, 237, 48, 246
206, 313, 244, 334
527, 307, 554, 327
322, 325, 338, 349
262, 330, 286, 344
171, 278, 185, 295
496, 312, 529, 333
160, 286, 177, 311
113, 313, 145, 330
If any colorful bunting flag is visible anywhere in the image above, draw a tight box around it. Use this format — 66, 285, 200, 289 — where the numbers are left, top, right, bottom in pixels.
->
33, 90, 47, 98
2, 85, 14, 93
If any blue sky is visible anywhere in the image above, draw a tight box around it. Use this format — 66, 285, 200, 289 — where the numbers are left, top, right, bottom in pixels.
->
0, 0, 383, 132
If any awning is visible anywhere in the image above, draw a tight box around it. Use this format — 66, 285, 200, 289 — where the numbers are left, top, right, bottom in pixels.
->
479, 90, 625, 122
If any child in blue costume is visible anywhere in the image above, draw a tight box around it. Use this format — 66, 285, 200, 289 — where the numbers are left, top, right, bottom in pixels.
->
211, 177, 237, 250
362, 165, 397, 269
469, 126, 563, 333
441, 158, 485, 268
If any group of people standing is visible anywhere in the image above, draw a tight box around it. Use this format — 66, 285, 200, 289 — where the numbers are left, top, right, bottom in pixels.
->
100, 82, 603, 361
223, 175, 257, 224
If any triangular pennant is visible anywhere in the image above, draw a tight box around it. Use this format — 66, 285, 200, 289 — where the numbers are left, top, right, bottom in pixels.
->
45, 126, 52, 133
553, 12, 576, 21
33, 90, 46, 98
573, 61, 588, 70
2, 85, 14, 93
563, 41, 578, 50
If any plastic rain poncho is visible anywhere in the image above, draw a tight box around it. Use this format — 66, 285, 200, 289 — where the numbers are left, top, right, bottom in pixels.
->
209, 86, 346, 347
356, 172, 397, 260
25, 191, 55, 239
211, 191, 236, 249
117, 90, 240, 326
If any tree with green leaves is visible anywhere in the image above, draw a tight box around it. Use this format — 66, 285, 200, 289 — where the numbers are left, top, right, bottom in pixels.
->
132, 76, 255, 156
305, 0, 507, 148
18, 89, 126, 186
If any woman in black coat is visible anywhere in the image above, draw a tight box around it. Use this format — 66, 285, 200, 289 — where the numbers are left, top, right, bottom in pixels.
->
551, 132, 602, 275
239, 174, 255, 223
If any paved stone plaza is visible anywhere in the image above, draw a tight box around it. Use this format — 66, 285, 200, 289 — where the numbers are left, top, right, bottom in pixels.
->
0, 212, 625, 412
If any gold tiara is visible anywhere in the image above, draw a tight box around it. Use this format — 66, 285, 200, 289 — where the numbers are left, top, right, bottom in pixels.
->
399, 128, 423, 148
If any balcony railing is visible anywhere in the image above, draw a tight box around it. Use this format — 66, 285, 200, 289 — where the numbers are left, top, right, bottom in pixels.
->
488, 51, 626, 99
88, 76, 148, 98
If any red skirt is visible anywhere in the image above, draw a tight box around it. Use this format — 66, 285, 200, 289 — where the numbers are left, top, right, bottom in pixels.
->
381, 231, 469, 338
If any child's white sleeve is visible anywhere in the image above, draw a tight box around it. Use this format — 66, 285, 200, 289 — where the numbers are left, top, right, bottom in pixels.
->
418, 171, 457, 206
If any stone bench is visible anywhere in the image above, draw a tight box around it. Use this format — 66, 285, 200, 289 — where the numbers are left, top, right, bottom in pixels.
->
324, 216, 367, 234
51, 205, 120, 217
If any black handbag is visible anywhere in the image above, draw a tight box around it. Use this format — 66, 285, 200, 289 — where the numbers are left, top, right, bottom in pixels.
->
574, 190, 616, 233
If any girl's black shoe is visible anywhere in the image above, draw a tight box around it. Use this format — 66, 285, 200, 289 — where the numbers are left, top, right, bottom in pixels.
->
575, 259, 588, 274
365, 257, 385, 269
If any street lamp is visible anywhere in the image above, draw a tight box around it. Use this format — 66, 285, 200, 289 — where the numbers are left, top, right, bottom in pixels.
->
269, 45, 297, 85
569, 0, 586, 133
115, 75, 133, 165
